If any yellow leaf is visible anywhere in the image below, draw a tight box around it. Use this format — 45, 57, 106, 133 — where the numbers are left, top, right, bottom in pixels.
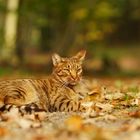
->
71, 8, 88, 20
65, 115, 83, 132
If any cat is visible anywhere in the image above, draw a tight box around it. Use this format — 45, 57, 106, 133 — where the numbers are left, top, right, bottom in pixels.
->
0, 50, 87, 113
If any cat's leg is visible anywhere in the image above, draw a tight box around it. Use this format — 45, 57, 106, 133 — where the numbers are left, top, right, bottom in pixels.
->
0, 104, 15, 112
4, 95, 26, 105
0, 103, 46, 115
60, 100, 86, 112
52, 96, 86, 112
0, 95, 25, 113
19, 103, 46, 115
1, 94, 47, 114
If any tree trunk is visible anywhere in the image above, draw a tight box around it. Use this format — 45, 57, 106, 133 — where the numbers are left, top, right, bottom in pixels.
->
2, 0, 19, 65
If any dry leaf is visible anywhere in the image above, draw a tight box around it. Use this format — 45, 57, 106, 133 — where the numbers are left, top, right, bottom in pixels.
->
65, 115, 83, 132
103, 114, 117, 121
0, 127, 8, 137
120, 120, 140, 132
129, 110, 140, 118
105, 92, 125, 100
1, 107, 20, 121
23, 111, 47, 121
95, 102, 113, 112
17, 118, 33, 129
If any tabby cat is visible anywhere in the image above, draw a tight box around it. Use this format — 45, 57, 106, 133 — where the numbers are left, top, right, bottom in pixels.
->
0, 50, 87, 113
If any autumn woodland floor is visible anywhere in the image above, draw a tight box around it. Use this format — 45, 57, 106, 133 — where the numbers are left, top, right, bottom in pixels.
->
0, 77, 140, 140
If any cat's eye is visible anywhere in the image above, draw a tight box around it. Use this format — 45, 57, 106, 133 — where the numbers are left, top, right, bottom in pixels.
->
77, 68, 82, 74
77, 68, 81, 71
58, 71, 68, 76
67, 65, 70, 68
77, 66, 81, 71
63, 68, 68, 71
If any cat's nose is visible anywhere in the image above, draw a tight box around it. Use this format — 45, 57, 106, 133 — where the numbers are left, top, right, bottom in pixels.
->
70, 70, 77, 80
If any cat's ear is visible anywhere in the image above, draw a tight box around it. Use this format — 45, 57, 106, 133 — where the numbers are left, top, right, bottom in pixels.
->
74, 50, 86, 62
52, 53, 62, 66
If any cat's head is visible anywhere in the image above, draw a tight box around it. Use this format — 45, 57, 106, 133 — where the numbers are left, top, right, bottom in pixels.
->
52, 50, 86, 86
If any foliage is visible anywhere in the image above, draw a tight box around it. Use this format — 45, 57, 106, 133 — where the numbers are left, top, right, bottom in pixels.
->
0, 0, 139, 74
0, 0, 139, 51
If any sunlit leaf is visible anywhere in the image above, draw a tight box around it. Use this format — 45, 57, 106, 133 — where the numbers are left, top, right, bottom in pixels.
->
65, 115, 83, 131
71, 8, 88, 20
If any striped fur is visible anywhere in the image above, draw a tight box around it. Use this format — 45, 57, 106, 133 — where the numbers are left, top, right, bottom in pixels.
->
0, 50, 86, 113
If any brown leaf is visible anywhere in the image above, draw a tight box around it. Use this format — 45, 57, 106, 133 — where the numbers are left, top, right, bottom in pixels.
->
65, 115, 83, 132
0, 127, 8, 137
129, 110, 140, 118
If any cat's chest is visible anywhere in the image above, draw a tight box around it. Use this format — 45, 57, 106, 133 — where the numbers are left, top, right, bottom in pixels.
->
51, 85, 79, 101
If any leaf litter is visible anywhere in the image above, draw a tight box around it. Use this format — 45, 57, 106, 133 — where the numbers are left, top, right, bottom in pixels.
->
0, 78, 140, 140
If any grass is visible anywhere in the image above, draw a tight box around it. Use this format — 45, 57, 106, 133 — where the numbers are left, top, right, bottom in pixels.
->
0, 67, 13, 76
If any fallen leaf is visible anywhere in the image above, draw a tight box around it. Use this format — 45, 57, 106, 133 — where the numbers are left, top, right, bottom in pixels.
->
129, 110, 140, 118
65, 115, 83, 132
95, 102, 113, 112
0, 127, 8, 137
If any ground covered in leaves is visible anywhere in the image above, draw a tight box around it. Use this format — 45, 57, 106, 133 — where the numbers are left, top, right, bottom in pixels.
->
0, 78, 140, 140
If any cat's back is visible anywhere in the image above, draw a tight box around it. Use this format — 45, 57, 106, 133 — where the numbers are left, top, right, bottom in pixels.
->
0, 79, 37, 91
0, 79, 30, 92
0, 79, 49, 106
0, 78, 48, 91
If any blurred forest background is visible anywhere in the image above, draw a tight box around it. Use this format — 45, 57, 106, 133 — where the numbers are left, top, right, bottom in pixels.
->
0, 0, 140, 77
